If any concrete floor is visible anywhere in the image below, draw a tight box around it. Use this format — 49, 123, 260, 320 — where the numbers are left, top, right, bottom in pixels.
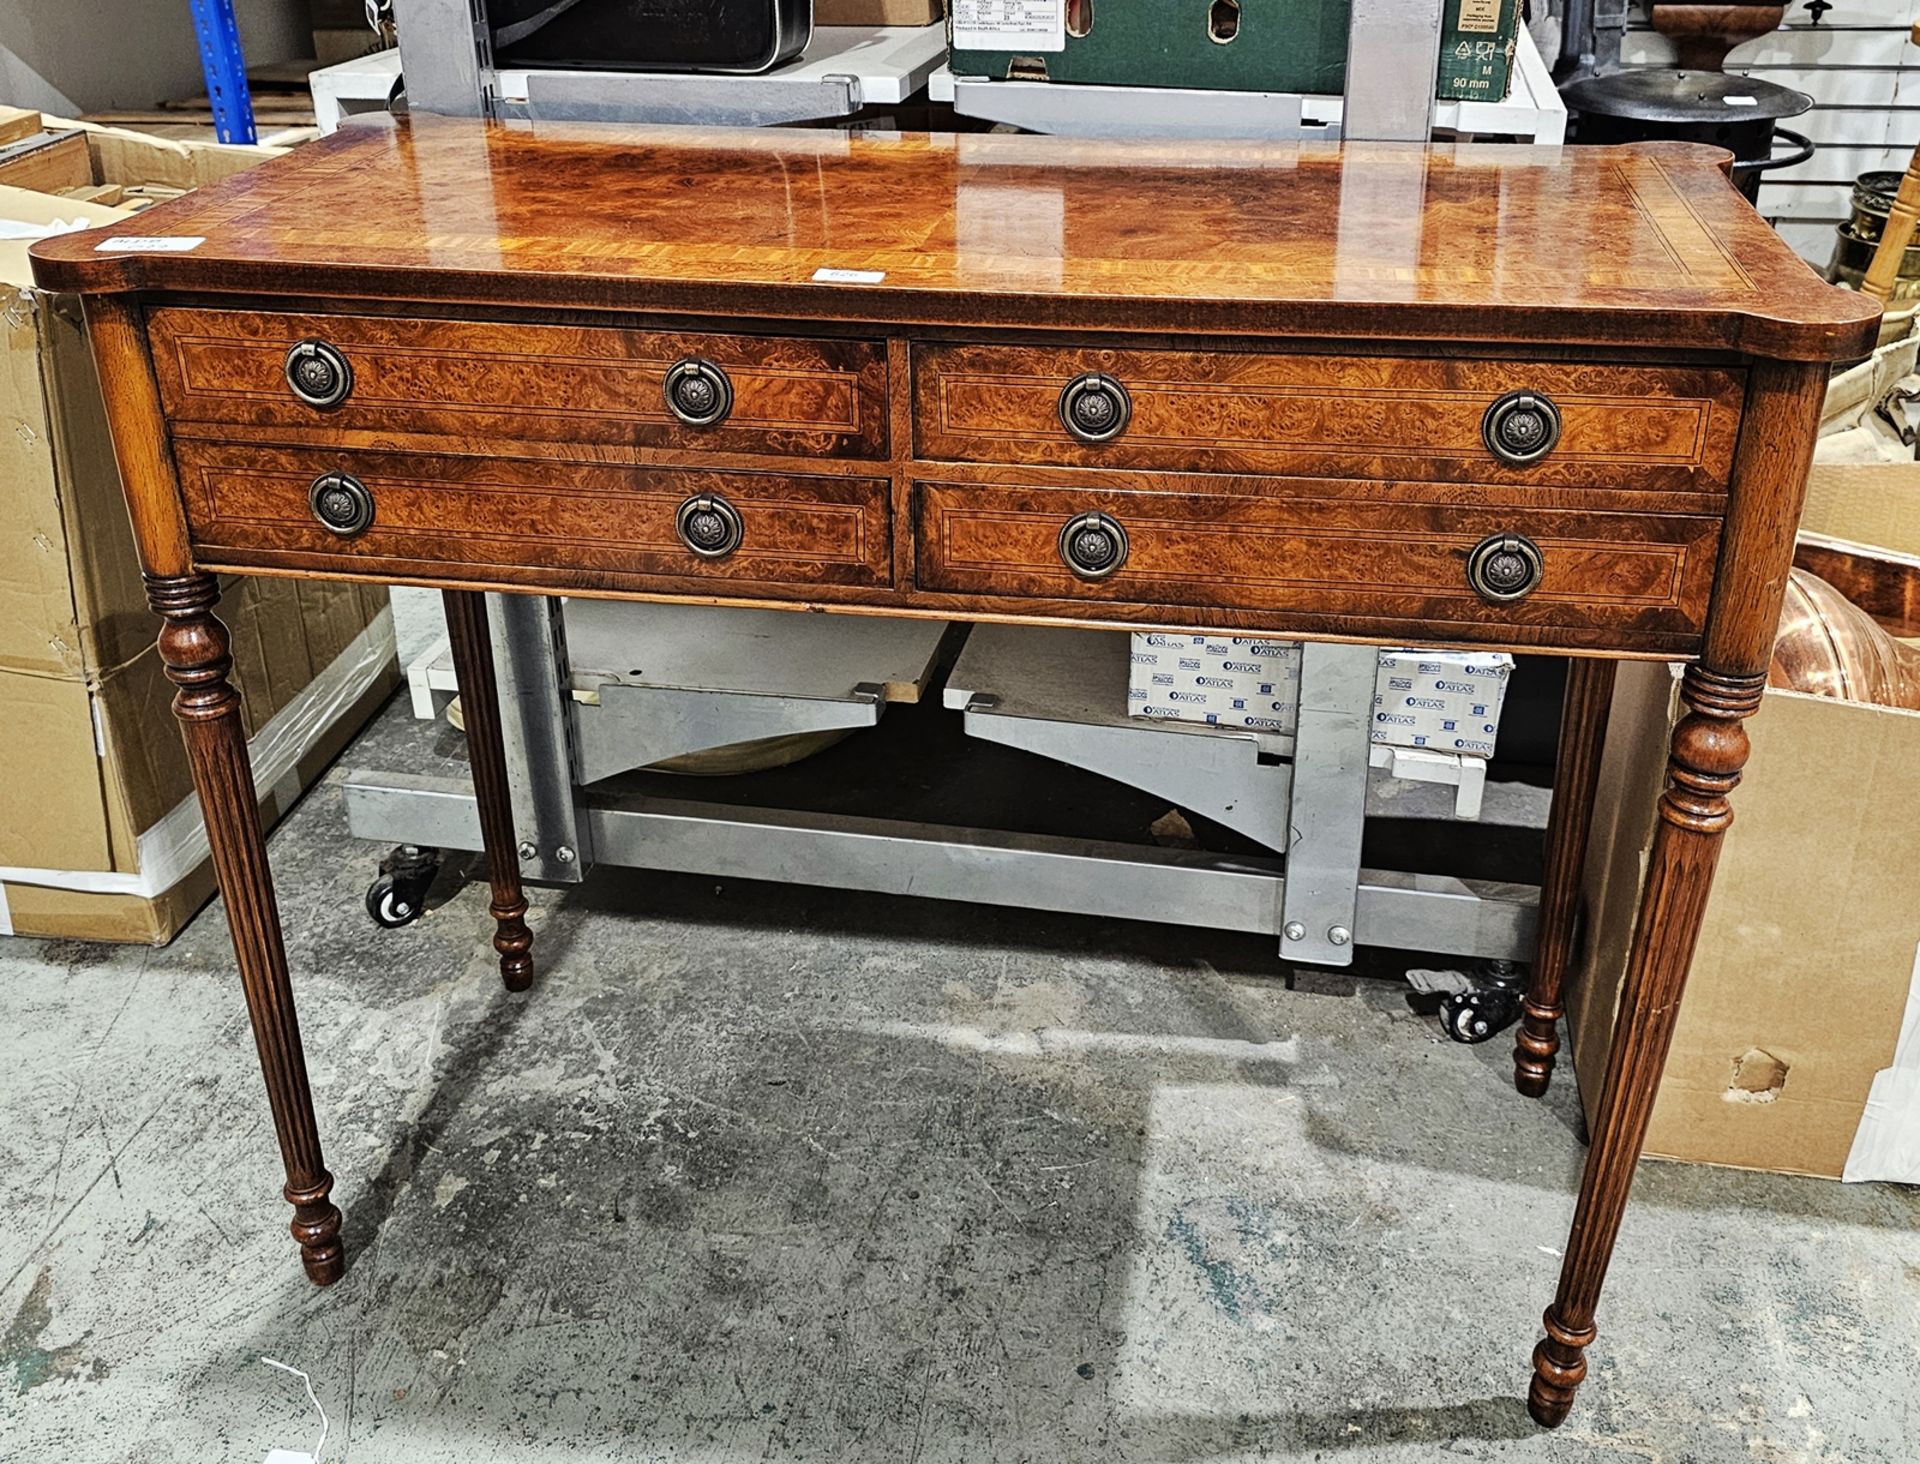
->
5, 652, 1920, 1461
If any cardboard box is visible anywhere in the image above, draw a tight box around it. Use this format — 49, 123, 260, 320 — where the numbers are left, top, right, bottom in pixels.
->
815, 0, 944, 23
1803, 464, 1920, 562
0, 141, 397, 944
1568, 356, 1920, 1182
1566, 661, 1920, 1182
1128, 634, 1511, 753
947, 0, 1519, 103
0, 111, 285, 200
1800, 325, 1920, 557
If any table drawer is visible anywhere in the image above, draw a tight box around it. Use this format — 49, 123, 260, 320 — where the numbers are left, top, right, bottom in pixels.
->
151, 308, 890, 459
175, 443, 893, 590
914, 479, 1720, 652
913, 343, 1742, 493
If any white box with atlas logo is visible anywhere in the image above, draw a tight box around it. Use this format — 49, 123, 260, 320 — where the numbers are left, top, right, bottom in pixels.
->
1127, 635, 1512, 756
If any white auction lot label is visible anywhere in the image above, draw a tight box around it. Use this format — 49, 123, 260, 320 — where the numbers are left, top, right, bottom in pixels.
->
95, 235, 207, 252
952, 0, 1065, 53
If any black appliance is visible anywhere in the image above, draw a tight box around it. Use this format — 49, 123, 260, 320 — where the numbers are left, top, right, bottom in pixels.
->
1560, 70, 1814, 204
488, 0, 811, 75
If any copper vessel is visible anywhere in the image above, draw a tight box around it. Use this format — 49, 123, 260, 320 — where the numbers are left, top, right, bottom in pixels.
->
1770, 565, 1920, 709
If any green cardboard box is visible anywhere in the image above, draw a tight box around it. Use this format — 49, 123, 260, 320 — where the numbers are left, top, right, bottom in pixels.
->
948, 0, 1522, 104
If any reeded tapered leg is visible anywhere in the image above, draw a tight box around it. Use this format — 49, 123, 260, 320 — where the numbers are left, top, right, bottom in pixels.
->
1515, 658, 1618, 1097
150, 573, 343, 1285
1528, 664, 1760, 1426
441, 590, 534, 991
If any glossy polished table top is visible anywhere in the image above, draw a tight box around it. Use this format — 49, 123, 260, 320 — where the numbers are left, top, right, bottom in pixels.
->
33, 117, 1878, 360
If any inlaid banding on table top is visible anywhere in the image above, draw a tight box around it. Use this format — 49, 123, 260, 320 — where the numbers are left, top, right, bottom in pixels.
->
1615, 156, 1758, 294
29, 123, 1881, 359
171, 442, 891, 587
147, 307, 890, 458
912, 480, 1718, 649
912, 343, 1743, 489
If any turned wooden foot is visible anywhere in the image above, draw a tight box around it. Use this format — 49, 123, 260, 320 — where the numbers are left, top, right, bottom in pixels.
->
1527, 664, 1760, 1424
150, 572, 344, 1285
442, 590, 535, 991
1528, 1309, 1596, 1426
1515, 658, 1617, 1097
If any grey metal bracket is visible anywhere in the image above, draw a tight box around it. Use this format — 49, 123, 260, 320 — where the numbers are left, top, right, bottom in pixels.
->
942, 76, 1340, 142
573, 683, 881, 784
559, 599, 950, 782
510, 70, 860, 126
489, 594, 593, 884
945, 625, 1296, 850
1278, 642, 1378, 967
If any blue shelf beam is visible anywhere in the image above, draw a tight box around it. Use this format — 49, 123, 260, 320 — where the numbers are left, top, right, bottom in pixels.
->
187, 0, 258, 144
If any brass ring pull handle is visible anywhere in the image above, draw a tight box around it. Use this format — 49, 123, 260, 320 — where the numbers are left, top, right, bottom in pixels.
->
1059, 372, 1132, 444
1483, 390, 1562, 466
308, 471, 375, 537
285, 339, 353, 409
675, 492, 744, 560
664, 358, 733, 428
1466, 532, 1545, 602
1058, 511, 1129, 580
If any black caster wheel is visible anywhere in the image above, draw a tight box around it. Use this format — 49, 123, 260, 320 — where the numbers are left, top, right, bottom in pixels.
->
1438, 960, 1530, 1044
365, 844, 442, 929
1440, 987, 1525, 1043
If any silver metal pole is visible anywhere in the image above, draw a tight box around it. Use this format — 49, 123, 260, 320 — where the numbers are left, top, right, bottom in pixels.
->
1343, 0, 1446, 141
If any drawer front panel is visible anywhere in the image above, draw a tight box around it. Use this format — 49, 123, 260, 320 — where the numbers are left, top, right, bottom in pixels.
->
176, 443, 892, 589
914, 343, 1742, 493
151, 308, 890, 458
914, 479, 1719, 651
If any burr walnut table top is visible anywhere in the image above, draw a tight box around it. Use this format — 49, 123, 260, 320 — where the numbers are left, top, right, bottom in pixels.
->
31, 117, 1879, 361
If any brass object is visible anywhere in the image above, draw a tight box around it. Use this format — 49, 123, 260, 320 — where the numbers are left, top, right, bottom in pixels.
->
1827, 174, 1920, 300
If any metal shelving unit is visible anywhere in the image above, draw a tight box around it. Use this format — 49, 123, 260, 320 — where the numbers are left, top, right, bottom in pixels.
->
348, 610, 1538, 965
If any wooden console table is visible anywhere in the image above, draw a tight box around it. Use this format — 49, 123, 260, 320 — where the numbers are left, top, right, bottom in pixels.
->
31, 119, 1877, 1428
